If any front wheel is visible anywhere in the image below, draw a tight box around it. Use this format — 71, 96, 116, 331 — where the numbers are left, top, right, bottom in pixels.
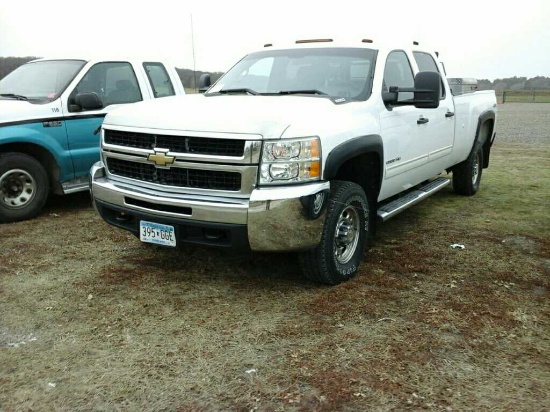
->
452, 141, 483, 196
299, 181, 370, 285
0, 153, 50, 223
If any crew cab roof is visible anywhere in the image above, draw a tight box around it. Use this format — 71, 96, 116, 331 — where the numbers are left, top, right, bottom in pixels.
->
255, 37, 439, 57
27, 56, 178, 65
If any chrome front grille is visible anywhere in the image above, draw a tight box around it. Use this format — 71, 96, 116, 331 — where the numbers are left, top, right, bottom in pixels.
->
106, 158, 242, 191
104, 129, 246, 156
101, 127, 262, 197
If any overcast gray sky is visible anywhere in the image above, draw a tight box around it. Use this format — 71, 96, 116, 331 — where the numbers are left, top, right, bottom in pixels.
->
1, 0, 549, 80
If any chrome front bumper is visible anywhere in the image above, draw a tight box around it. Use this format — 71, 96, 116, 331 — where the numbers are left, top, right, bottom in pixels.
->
90, 161, 329, 251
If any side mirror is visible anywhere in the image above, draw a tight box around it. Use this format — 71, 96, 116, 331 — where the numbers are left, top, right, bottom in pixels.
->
382, 88, 398, 106
413, 71, 441, 109
73, 92, 103, 111
198, 73, 211, 93
382, 71, 441, 109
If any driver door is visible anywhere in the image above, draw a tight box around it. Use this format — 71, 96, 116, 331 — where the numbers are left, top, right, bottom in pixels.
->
62, 61, 143, 182
379, 50, 428, 198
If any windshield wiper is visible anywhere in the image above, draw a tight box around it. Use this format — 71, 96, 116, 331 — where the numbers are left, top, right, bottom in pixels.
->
217, 88, 259, 95
214, 88, 328, 97
0, 93, 29, 101
276, 89, 328, 96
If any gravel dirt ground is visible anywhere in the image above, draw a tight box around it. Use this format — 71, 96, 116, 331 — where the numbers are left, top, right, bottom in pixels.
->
495, 103, 550, 145
0, 102, 548, 411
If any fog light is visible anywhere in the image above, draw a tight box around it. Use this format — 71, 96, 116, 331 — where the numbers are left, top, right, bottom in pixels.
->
300, 190, 329, 219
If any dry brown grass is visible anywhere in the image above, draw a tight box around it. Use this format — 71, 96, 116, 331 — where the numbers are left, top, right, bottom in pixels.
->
1, 113, 549, 410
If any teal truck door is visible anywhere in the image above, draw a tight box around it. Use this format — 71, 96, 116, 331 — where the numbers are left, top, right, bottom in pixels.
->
63, 62, 143, 185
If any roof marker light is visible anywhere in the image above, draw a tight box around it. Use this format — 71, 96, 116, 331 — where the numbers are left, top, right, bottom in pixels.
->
295, 39, 333, 44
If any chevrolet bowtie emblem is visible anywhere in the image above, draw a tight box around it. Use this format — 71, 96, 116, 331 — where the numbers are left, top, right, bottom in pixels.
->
147, 150, 175, 167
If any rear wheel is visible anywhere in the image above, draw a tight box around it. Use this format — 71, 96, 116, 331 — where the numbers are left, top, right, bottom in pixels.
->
299, 181, 369, 285
0, 153, 50, 223
452, 141, 483, 196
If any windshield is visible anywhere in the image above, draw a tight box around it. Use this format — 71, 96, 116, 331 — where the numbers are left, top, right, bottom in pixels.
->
0, 59, 86, 102
208, 47, 376, 101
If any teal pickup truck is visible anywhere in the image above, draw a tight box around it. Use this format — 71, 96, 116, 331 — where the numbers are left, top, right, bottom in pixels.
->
0, 57, 185, 222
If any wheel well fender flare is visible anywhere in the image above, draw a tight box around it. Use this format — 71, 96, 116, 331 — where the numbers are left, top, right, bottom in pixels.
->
0, 142, 61, 193
475, 110, 496, 146
472, 109, 496, 168
323, 134, 384, 190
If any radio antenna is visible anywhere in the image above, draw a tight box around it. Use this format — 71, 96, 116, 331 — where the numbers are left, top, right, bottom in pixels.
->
190, 14, 197, 92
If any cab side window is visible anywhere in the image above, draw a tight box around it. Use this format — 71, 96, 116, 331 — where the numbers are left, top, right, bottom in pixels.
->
413, 52, 446, 99
383, 51, 414, 102
103, 63, 142, 105
69, 62, 142, 111
143, 62, 176, 98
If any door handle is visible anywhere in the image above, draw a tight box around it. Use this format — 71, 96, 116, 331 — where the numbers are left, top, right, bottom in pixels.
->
445, 111, 455, 118
417, 117, 429, 124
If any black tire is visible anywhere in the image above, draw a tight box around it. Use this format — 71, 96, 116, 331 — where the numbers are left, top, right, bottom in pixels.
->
0, 153, 50, 223
299, 181, 370, 285
452, 141, 483, 196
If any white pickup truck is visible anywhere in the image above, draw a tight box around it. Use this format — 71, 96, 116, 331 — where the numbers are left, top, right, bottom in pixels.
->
90, 39, 497, 285
0, 57, 185, 222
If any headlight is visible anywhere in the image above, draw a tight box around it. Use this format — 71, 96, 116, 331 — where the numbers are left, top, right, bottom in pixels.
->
260, 137, 321, 185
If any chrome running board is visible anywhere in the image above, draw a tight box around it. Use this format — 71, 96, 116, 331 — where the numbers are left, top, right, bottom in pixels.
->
377, 177, 451, 222
62, 177, 89, 194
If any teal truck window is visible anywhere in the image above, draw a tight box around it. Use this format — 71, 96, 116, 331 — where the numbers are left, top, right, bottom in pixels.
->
69, 62, 142, 111
143, 62, 176, 98
0, 59, 85, 101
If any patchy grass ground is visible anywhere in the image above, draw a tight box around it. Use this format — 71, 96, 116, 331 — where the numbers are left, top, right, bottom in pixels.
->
1, 104, 549, 411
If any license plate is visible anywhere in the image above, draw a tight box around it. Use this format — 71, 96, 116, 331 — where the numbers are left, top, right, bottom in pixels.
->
139, 221, 176, 247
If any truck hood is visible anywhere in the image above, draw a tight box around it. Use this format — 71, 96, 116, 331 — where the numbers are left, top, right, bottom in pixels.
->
103, 94, 362, 140
0, 99, 57, 124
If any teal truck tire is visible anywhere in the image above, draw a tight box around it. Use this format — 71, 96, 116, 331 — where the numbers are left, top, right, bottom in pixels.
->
0, 153, 50, 223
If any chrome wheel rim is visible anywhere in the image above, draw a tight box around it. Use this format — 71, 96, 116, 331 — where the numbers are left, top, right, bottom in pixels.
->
334, 204, 360, 264
0, 169, 36, 209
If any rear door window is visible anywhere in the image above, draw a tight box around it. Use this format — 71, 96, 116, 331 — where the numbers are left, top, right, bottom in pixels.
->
413, 51, 446, 98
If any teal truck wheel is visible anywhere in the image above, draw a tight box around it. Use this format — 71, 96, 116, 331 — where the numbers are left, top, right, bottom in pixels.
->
0, 153, 49, 223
